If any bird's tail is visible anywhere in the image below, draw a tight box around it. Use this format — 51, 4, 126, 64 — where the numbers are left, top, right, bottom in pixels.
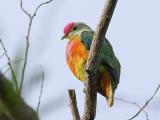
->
106, 74, 114, 107
100, 68, 114, 107
106, 93, 114, 107
105, 77, 114, 107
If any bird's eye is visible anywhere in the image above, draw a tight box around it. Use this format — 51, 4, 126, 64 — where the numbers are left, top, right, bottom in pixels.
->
73, 26, 77, 31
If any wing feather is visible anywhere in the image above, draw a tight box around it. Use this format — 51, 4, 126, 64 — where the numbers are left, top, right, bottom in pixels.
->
81, 31, 121, 91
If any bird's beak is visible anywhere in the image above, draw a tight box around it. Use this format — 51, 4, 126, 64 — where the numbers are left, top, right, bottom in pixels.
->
61, 34, 68, 40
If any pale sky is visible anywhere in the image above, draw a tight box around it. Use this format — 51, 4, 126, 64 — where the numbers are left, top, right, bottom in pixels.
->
0, 0, 160, 120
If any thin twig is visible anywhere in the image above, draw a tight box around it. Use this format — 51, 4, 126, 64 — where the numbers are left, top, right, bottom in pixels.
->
0, 52, 5, 59
33, 0, 54, 17
19, 13, 33, 94
0, 39, 18, 92
3, 58, 23, 75
37, 65, 45, 114
81, 0, 118, 120
20, 0, 31, 18
68, 89, 80, 120
20, 0, 33, 93
0, 57, 23, 70
19, 0, 54, 94
129, 83, 160, 120
116, 97, 149, 120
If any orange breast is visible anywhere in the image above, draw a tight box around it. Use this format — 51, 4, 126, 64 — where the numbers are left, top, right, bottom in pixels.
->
66, 38, 89, 81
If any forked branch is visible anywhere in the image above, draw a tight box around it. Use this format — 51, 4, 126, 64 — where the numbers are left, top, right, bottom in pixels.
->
19, 0, 53, 94
116, 97, 149, 120
129, 83, 160, 120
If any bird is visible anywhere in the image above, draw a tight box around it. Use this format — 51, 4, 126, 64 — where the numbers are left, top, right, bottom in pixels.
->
62, 22, 121, 107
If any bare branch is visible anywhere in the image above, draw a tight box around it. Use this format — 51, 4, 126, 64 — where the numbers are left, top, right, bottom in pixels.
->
37, 65, 45, 114
116, 97, 149, 120
129, 83, 160, 120
19, 17, 32, 94
0, 39, 18, 92
19, 0, 54, 94
81, 0, 118, 120
68, 89, 80, 120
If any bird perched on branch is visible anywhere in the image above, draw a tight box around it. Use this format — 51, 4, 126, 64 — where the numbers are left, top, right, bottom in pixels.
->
62, 22, 121, 107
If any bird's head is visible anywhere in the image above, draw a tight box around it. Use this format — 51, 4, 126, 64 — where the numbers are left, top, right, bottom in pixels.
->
61, 22, 92, 40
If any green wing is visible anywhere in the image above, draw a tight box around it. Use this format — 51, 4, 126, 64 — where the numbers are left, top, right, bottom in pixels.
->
100, 38, 121, 90
81, 31, 121, 91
